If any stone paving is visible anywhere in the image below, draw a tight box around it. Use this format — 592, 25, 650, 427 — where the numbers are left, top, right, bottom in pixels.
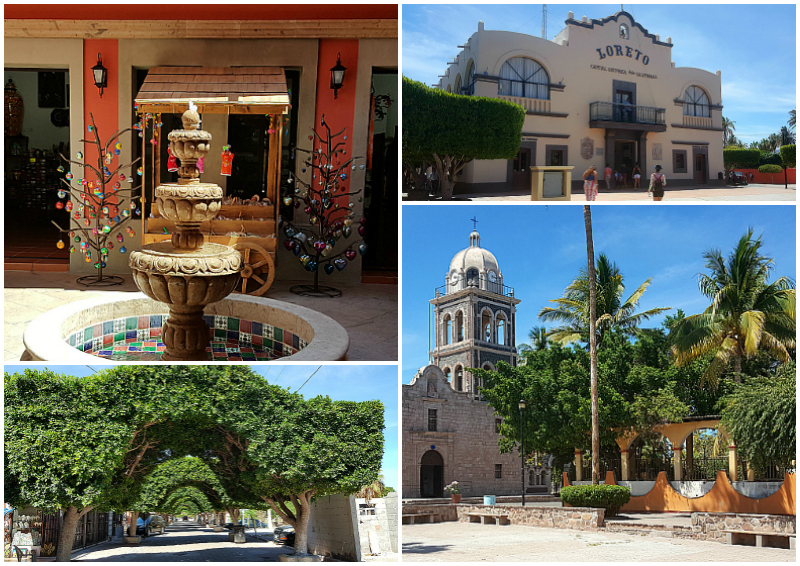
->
73, 521, 294, 562
405, 183, 796, 202
402, 522, 796, 562
3, 272, 397, 361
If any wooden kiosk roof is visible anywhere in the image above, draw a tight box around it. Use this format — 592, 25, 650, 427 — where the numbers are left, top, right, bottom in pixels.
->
134, 66, 290, 114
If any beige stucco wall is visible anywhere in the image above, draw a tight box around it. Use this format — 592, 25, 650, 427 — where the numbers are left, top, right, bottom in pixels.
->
439, 12, 724, 188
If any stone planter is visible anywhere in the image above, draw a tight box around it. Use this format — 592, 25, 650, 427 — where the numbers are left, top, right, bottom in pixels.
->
450, 494, 462, 504
278, 555, 324, 562
123, 536, 141, 544
228, 532, 235, 542
213, 526, 225, 532
233, 526, 247, 544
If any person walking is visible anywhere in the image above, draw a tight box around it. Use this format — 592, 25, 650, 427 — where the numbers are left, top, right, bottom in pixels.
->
604, 163, 613, 191
632, 163, 642, 189
582, 165, 599, 201
649, 164, 667, 201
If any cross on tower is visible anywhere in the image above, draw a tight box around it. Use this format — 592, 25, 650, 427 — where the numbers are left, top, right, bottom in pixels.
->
470, 217, 479, 230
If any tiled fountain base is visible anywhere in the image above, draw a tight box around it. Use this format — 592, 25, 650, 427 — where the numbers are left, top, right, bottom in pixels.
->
67, 314, 307, 361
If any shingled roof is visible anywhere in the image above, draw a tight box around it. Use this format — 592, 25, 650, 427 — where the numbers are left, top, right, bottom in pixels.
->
134, 66, 290, 114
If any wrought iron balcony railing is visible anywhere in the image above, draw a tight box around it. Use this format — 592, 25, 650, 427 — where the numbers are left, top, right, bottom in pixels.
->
589, 101, 666, 125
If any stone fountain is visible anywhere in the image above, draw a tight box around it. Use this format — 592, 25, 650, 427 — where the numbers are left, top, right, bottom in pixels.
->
129, 106, 242, 361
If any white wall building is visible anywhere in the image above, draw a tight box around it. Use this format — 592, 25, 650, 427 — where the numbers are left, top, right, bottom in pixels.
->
436, 10, 725, 193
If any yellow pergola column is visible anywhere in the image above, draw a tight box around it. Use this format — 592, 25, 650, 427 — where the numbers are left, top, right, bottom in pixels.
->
673, 448, 683, 481
728, 442, 738, 481
747, 461, 755, 481
620, 449, 630, 481
575, 450, 583, 482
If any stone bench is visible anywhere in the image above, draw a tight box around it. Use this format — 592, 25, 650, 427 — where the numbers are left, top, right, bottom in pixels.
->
723, 530, 795, 550
467, 513, 511, 526
402, 513, 437, 525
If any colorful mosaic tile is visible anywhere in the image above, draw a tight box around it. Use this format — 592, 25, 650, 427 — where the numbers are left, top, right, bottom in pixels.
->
67, 315, 308, 361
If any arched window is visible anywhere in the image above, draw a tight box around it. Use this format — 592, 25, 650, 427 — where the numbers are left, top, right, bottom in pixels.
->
446, 84, 451, 93
444, 368, 452, 382
456, 311, 464, 342
466, 268, 479, 287
444, 315, 452, 345
482, 311, 492, 342
619, 24, 629, 39
683, 86, 710, 117
497, 317, 506, 346
465, 60, 475, 95
454, 74, 462, 95
455, 367, 463, 391
499, 57, 549, 100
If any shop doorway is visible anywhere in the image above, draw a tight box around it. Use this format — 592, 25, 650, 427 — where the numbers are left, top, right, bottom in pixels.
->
694, 152, 707, 184
4, 68, 70, 270
420, 450, 444, 498
512, 148, 531, 188
614, 140, 637, 188
361, 70, 398, 282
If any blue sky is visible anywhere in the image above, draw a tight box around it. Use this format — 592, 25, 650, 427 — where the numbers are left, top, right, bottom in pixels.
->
401, 204, 796, 381
403, 3, 796, 144
4, 364, 399, 490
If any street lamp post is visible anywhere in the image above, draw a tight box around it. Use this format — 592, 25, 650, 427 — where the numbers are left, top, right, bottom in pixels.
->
519, 399, 526, 507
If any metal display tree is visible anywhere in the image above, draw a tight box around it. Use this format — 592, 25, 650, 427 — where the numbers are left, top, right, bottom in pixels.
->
281, 114, 366, 297
53, 113, 142, 286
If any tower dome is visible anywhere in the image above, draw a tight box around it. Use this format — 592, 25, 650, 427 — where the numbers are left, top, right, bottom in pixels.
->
446, 230, 503, 293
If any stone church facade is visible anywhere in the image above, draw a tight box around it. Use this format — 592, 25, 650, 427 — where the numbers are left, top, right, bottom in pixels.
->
402, 230, 523, 498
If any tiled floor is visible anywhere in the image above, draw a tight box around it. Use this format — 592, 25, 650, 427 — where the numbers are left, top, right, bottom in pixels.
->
4, 271, 398, 361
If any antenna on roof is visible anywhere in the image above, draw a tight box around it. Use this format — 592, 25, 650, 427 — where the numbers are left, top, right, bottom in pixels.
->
542, 5, 547, 39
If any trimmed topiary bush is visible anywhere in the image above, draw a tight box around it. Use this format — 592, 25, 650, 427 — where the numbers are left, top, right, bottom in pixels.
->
559, 485, 631, 517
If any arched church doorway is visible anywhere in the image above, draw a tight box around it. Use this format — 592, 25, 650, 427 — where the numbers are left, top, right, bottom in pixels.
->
420, 450, 444, 498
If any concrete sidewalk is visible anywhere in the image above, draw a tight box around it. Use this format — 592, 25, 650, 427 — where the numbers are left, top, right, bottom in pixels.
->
405, 183, 796, 202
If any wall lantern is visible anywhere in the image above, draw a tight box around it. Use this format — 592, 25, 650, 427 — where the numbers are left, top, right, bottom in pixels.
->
92, 53, 108, 98
330, 53, 346, 99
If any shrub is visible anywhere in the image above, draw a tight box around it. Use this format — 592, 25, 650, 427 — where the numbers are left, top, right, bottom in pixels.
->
759, 152, 783, 167
779, 144, 795, 168
723, 148, 760, 175
559, 485, 631, 517
758, 164, 782, 183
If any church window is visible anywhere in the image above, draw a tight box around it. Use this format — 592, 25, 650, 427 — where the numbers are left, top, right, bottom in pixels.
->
444, 368, 451, 382
482, 311, 492, 341
455, 367, 463, 391
474, 375, 482, 394
495, 418, 502, 433
466, 268, 479, 287
456, 311, 464, 341
683, 85, 710, 117
499, 57, 549, 100
495, 464, 503, 478
444, 316, 452, 345
428, 409, 437, 432
497, 317, 506, 345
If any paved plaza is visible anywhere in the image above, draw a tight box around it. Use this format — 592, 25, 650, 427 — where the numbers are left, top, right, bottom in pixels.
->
402, 522, 796, 562
73, 521, 293, 562
405, 183, 796, 202
3, 271, 397, 361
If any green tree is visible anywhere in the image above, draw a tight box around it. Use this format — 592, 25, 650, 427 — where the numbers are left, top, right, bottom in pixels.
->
722, 116, 736, 146
719, 362, 796, 468
758, 163, 782, 184
778, 126, 795, 147
669, 229, 796, 387
539, 253, 671, 348
402, 76, 525, 199
723, 147, 760, 177
779, 143, 796, 189
789, 109, 796, 132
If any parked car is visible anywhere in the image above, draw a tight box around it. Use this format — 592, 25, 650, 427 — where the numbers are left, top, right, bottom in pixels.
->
273, 525, 295, 546
729, 171, 748, 185
136, 515, 165, 537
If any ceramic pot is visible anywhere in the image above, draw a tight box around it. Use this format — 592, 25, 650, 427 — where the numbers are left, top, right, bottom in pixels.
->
5, 79, 24, 136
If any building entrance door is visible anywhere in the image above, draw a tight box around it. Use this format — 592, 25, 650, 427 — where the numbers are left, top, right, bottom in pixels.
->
420, 450, 444, 498
615, 90, 634, 122
614, 140, 636, 188
512, 148, 531, 188
694, 153, 707, 184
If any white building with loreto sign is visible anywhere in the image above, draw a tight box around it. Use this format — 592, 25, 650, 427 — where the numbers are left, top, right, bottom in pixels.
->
436, 10, 724, 194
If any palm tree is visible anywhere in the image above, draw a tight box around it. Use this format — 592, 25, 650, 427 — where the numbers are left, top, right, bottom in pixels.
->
539, 253, 671, 348
356, 474, 386, 501
725, 134, 743, 148
789, 109, 796, 133
583, 206, 600, 486
669, 229, 796, 387
527, 326, 549, 351
722, 116, 736, 146
778, 126, 795, 146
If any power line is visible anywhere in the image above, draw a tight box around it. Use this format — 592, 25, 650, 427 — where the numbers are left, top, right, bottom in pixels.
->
272, 365, 287, 385
295, 366, 322, 392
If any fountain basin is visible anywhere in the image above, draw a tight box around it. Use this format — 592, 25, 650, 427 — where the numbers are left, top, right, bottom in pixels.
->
22, 293, 349, 362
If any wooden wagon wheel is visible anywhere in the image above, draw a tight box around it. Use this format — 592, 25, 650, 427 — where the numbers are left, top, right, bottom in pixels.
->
233, 242, 275, 296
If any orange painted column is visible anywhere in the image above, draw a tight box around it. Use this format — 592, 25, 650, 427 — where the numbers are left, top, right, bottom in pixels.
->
313, 39, 359, 210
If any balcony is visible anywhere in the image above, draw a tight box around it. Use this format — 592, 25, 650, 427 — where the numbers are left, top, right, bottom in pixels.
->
589, 101, 666, 132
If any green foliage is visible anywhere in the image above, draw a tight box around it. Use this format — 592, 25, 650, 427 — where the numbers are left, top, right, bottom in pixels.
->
669, 229, 796, 387
719, 362, 796, 466
759, 152, 783, 167
560, 485, 631, 516
402, 76, 525, 164
780, 144, 796, 168
723, 148, 760, 173
538, 254, 671, 347
758, 164, 782, 174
